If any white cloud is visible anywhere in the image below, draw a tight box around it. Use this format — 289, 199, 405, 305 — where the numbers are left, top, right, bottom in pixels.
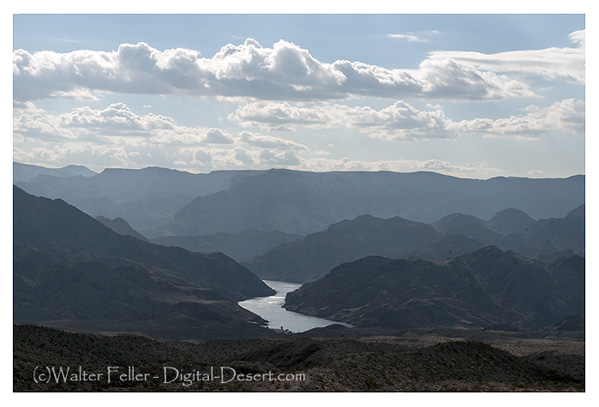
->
14, 37, 547, 103
229, 102, 332, 131
239, 131, 309, 150
14, 103, 213, 145
234, 148, 256, 165
204, 128, 234, 144
12, 103, 313, 172
297, 156, 498, 178
230, 98, 585, 141
426, 29, 585, 85
450, 99, 585, 139
387, 31, 440, 43
344, 101, 454, 140
388, 34, 430, 43
231, 100, 455, 140
259, 150, 301, 166
170, 147, 213, 168
569, 30, 585, 48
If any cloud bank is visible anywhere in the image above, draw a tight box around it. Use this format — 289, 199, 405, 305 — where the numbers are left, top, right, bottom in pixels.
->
427, 29, 584, 85
230, 98, 585, 140
17, 35, 581, 102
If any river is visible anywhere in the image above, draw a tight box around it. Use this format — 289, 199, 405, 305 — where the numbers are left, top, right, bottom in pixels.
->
238, 280, 352, 333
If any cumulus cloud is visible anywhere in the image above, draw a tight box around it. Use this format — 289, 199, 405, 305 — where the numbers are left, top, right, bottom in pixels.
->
450, 98, 585, 139
234, 148, 256, 165
231, 98, 584, 140
229, 102, 331, 131
231, 100, 454, 140
14, 103, 216, 145
239, 131, 309, 150
569, 30, 585, 48
13, 142, 149, 169
426, 29, 585, 85
259, 150, 301, 166
15, 37, 550, 103
13, 103, 315, 172
204, 128, 234, 144
12, 104, 507, 177
170, 147, 213, 168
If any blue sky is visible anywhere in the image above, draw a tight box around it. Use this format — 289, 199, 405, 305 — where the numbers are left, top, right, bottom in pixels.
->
12, 13, 586, 178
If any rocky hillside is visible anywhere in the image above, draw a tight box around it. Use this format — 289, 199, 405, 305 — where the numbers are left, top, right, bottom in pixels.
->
167, 169, 584, 236
284, 247, 584, 330
245, 215, 442, 282
246, 206, 584, 283
13, 186, 275, 340
13, 324, 583, 391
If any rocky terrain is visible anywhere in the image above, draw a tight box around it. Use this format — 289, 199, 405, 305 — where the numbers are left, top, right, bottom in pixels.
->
13, 186, 276, 340
284, 247, 584, 330
13, 324, 584, 391
247, 207, 584, 283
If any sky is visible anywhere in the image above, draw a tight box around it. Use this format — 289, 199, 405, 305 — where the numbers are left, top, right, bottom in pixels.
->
12, 13, 586, 178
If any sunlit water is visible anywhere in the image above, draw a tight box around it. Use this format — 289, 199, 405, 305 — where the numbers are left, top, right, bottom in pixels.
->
238, 280, 353, 333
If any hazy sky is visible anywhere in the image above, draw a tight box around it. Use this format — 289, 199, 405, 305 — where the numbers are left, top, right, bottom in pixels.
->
12, 14, 585, 178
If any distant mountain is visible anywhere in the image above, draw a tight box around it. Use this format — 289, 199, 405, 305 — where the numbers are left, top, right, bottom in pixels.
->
14, 162, 96, 183
15, 164, 263, 234
16, 165, 584, 239
152, 229, 301, 262
166, 169, 584, 236
501, 204, 585, 258
245, 215, 443, 282
95, 216, 149, 242
484, 208, 536, 235
406, 234, 486, 261
13, 186, 275, 340
284, 247, 584, 331
432, 213, 504, 245
245, 205, 584, 283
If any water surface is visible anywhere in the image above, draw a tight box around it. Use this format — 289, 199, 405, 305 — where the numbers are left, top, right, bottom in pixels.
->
239, 280, 352, 333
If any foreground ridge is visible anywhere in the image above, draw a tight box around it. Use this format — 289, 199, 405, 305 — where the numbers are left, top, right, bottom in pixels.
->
13, 325, 583, 392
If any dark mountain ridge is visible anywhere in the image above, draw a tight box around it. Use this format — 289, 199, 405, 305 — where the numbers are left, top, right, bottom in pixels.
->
14, 324, 584, 391
167, 169, 584, 236
15, 163, 584, 239
245, 205, 584, 283
501, 204, 585, 258
284, 246, 584, 331
13, 161, 97, 183
245, 214, 443, 282
95, 215, 149, 242
15, 165, 264, 234
13, 186, 275, 340
485, 208, 536, 235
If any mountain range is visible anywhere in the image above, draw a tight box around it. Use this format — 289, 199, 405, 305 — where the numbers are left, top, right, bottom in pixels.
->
284, 246, 584, 331
16, 163, 584, 239
12, 162, 585, 340
245, 215, 444, 282
14, 162, 97, 183
13, 186, 276, 340
165, 169, 584, 236
245, 206, 584, 283
95, 215, 150, 242
15, 163, 263, 235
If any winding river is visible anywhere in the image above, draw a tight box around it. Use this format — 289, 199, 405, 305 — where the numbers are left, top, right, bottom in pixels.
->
238, 280, 352, 333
